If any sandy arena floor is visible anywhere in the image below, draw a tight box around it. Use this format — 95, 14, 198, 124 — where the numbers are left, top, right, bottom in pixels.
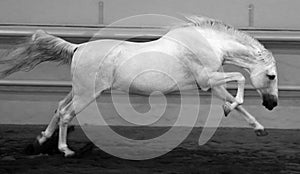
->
0, 125, 299, 174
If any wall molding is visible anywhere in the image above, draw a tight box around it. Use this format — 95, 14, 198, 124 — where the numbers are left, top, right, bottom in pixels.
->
1, 24, 300, 45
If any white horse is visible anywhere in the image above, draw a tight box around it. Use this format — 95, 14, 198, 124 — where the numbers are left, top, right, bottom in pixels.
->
0, 16, 278, 157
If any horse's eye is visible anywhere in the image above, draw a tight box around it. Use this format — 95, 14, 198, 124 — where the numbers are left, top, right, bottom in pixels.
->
267, 74, 276, 80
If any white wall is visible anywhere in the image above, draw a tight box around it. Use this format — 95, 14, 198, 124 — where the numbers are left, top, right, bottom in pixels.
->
0, 0, 300, 28
0, 0, 100, 24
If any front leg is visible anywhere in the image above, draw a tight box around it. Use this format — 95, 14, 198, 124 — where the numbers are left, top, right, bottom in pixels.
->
212, 85, 267, 136
207, 72, 245, 116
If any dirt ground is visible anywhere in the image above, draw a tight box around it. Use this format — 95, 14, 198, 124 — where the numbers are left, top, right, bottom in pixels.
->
0, 125, 299, 174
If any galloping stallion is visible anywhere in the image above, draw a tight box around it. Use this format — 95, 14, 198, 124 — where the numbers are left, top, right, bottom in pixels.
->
0, 16, 278, 157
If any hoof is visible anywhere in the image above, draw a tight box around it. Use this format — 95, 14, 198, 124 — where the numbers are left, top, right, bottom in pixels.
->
222, 102, 232, 117
24, 139, 41, 155
255, 129, 268, 136
59, 147, 75, 157
64, 151, 75, 158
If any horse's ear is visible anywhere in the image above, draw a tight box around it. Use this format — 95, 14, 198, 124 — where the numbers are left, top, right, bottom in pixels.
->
32, 30, 47, 41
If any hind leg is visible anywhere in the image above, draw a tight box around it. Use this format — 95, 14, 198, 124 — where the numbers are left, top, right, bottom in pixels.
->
58, 100, 76, 156
58, 85, 110, 157
37, 92, 73, 144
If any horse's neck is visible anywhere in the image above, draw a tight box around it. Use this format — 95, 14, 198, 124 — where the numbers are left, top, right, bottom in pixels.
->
196, 28, 259, 71
163, 27, 225, 66
164, 27, 258, 71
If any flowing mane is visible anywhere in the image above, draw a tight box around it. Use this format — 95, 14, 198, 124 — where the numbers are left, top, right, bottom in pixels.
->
180, 15, 276, 64
183, 15, 265, 51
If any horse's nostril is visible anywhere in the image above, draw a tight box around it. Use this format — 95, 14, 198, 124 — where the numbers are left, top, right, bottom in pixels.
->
267, 74, 276, 80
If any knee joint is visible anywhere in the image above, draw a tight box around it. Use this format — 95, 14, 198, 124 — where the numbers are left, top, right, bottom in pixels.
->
238, 75, 245, 83
58, 109, 66, 117
60, 113, 74, 125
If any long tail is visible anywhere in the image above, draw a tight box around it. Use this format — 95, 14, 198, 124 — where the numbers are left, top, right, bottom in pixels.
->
0, 30, 78, 78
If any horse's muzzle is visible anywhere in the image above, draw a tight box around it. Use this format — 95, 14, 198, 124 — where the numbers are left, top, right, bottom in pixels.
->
262, 94, 278, 110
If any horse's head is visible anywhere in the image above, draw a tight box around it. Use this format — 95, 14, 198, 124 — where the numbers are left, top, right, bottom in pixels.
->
249, 50, 278, 110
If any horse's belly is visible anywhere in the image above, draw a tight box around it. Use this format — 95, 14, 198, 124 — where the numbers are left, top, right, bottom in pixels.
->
128, 72, 182, 92
112, 54, 196, 94
114, 72, 196, 94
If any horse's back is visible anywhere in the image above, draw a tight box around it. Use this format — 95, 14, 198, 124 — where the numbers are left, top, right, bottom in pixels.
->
72, 39, 197, 95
